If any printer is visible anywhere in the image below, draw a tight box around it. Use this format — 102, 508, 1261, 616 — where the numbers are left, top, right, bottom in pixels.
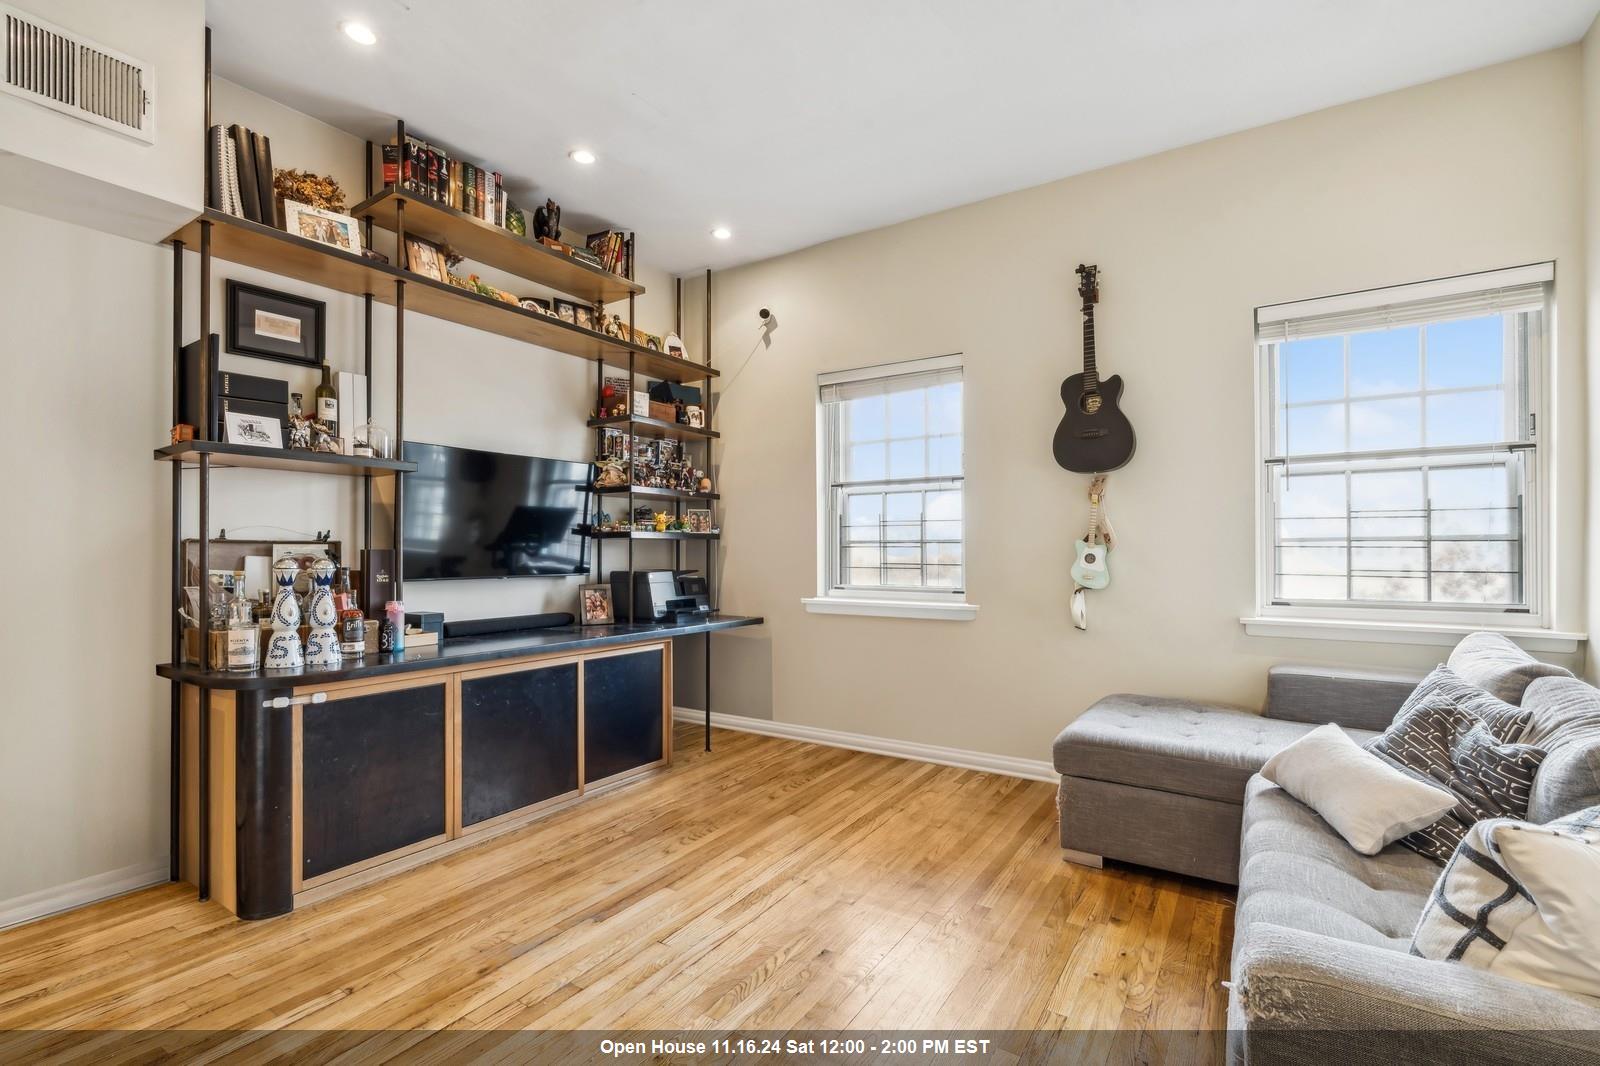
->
609, 570, 712, 623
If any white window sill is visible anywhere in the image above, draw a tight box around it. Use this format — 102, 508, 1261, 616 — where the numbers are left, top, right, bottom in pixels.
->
1240, 616, 1585, 654
803, 597, 979, 622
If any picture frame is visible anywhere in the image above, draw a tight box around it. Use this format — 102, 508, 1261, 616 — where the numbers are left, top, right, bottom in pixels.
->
520, 297, 552, 316
579, 583, 615, 626
281, 200, 364, 255
224, 409, 284, 449
573, 304, 597, 332
225, 280, 326, 366
685, 509, 712, 533
637, 331, 662, 351
552, 299, 578, 325
662, 333, 686, 358
404, 237, 448, 283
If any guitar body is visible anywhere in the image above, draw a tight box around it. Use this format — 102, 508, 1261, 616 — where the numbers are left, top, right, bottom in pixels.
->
1070, 537, 1110, 590
1053, 373, 1136, 473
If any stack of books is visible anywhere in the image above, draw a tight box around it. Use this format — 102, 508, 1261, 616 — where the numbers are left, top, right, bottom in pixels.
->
207, 124, 277, 226
585, 230, 634, 279
383, 135, 510, 228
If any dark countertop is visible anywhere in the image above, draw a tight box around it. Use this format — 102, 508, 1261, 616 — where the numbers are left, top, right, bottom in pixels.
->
156, 614, 764, 691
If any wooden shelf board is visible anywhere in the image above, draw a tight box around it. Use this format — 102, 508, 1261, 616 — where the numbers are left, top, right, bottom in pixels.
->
586, 530, 721, 541
591, 485, 720, 502
155, 439, 416, 476
352, 189, 643, 304
588, 415, 720, 441
163, 212, 716, 384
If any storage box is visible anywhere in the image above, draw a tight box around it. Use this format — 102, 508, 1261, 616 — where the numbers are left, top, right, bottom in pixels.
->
648, 400, 678, 422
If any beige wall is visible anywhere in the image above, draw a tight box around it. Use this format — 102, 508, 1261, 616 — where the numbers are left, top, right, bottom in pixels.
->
704, 48, 1589, 757
1585, 19, 1600, 682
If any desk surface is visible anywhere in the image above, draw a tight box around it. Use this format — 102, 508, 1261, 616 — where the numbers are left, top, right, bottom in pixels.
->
156, 614, 764, 691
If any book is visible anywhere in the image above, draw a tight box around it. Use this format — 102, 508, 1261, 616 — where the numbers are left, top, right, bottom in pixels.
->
220, 370, 288, 405
231, 125, 261, 222
251, 130, 275, 227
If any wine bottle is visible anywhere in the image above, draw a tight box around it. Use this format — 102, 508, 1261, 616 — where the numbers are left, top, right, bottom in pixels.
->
316, 365, 339, 430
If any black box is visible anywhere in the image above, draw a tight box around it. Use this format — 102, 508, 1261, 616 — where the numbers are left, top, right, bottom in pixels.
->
180, 334, 289, 431
647, 381, 701, 407
405, 611, 444, 635
220, 370, 288, 405
360, 549, 395, 614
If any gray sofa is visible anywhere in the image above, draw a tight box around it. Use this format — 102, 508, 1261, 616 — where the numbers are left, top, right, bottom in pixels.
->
1051, 638, 1600, 1063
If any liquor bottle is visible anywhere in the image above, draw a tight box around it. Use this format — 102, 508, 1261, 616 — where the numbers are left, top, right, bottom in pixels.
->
315, 365, 339, 431
339, 571, 366, 657
226, 597, 260, 672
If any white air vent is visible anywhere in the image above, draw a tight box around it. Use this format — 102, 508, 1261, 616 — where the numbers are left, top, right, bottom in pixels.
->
2, 3, 154, 144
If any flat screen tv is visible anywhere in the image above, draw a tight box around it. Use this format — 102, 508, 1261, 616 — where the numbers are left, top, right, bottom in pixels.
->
402, 442, 590, 580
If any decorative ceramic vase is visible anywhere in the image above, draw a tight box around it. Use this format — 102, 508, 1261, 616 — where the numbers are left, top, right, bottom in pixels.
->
303, 557, 343, 668
264, 555, 304, 669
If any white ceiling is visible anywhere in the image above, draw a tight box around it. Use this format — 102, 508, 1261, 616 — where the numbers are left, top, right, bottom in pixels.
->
207, 0, 1600, 275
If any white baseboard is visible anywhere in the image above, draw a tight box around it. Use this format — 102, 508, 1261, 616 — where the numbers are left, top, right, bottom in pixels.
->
0, 859, 169, 931
673, 707, 1056, 783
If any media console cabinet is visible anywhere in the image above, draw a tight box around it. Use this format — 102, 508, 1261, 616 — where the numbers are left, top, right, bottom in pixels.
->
157, 615, 760, 919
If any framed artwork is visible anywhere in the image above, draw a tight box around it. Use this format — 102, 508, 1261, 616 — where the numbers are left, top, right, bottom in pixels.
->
637, 331, 662, 351
552, 299, 578, 325
404, 237, 447, 283
282, 200, 363, 255
520, 297, 552, 315
685, 509, 712, 534
225, 280, 326, 366
223, 410, 283, 449
573, 304, 597, 331
579, 583, 615, 626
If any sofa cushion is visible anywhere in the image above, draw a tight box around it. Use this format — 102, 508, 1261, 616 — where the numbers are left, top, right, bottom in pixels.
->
1051, 695, 1371, 804
1366, 666, 1545, 863
1448, 631, 1570, 704
1237, 776, 1438, 962
1521, 676, 1600, 823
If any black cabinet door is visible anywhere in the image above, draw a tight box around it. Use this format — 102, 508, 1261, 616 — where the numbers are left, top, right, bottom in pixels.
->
301, 682, 447, 880
460, 662, 579, 827
583, 649, 664, 783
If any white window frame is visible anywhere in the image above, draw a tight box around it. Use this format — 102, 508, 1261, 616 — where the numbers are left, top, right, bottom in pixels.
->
803, 354, 977, 621
1247, 263, 1558, 642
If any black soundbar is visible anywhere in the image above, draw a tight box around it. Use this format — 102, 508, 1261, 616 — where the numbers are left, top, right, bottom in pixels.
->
442, 612, 575, 639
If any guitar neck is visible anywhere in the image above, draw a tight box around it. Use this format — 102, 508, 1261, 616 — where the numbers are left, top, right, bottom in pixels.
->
1082, 304, 1099, 391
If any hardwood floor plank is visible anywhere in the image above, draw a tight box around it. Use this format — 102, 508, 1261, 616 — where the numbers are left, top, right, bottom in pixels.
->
0, 723, 1235, 1042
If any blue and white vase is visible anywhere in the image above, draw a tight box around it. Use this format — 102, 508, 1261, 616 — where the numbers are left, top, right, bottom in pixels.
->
264, 555, 304, 669
304, 557, 342, 668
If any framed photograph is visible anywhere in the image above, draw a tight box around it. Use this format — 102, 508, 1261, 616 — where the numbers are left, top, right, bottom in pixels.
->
282, 200, 364, 255
637, 332, 662, 351
579, 583, 615, 626
404, 237, 447, 283
225, 280, 325, 366
224, 409, 284, 449
573, 304, 597, 331
552, 299, 578, 325
685, 405, 704, 428
685, 509, 712, 533
520, 297, 552, 315
662, 333, 686, 358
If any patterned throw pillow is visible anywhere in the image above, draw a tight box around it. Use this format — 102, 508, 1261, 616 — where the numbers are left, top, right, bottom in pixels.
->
1367, 666, 1546, 863
1411, 805, 1600, 999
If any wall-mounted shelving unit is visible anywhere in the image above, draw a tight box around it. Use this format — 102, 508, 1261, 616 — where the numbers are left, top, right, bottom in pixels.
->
159, 30, 730, 909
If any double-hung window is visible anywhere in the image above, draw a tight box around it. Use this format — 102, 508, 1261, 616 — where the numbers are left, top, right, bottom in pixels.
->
1254, 264, 1550, 628
807, 355, 973, 619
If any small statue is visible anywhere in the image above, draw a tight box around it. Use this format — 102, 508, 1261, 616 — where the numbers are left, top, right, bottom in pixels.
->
698, 476, 713, 494
653, 511, 671, 533
532, 198, 561, 243
604, 314, 625, 339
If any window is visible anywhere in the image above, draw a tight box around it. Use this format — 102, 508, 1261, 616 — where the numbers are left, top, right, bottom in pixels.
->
808, 355, 972, 619
1255, 264, 1550, 627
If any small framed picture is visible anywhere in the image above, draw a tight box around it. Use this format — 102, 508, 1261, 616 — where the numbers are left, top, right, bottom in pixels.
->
574, 304, 597, 331
552, 299, 578, 325
685, 509, 712, 533
579, 583, 615, 626
662, 333, 686, 358
226, 281, 326, 367
404, 237, 447, 283
520, 297, 552, 315
685, 405, 704, 428
282, 200, 363, 255
224, 410, 283, 449
638, 332, 662, 351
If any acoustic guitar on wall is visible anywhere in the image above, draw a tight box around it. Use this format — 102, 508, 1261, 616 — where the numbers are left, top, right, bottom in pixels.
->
1052, 264, 1136, 474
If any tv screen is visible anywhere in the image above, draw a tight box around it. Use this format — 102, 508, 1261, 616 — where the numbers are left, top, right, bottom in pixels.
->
402, 442, 591, 580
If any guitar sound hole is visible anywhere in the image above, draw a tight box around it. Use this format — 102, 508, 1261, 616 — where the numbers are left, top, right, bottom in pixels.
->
1080, 392, 1102, 415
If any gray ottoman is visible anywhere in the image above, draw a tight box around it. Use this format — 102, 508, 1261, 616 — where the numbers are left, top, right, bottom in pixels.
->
1052, 688, 1389, 884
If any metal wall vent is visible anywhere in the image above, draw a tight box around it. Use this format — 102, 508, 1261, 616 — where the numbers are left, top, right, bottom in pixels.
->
2, 3, 155, 144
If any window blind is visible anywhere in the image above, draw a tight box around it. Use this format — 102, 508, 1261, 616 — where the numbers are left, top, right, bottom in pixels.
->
1256, 264, 1552, 343
819, 364, 961, 406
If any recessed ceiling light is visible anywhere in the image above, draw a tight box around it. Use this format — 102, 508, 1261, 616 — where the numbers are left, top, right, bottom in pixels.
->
711, 226, 732, 240
569, 148, 597, 165
340, 21, 377, 46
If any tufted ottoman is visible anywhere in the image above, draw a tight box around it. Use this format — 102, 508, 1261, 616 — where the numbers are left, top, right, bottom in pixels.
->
1051, 692, 1382, 884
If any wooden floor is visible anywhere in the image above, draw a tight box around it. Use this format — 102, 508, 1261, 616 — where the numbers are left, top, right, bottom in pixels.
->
0, 723, 1234, 1060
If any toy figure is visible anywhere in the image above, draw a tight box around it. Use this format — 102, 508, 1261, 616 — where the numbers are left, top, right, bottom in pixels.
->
654, 512, 670, 533
533, 198, 561, 243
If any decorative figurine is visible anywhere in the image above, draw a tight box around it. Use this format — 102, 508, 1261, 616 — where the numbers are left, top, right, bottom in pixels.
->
532, 198, 562, 243
653, 511, 671, 533
303, 558, 343, 667
698, 476, 713, 493
594, 460, 628, 489
264, 555, 304, 668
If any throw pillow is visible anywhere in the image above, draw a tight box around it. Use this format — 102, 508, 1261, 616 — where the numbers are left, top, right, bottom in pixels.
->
1447, 631, 1571, 705
1261, 723, 1458, 856
1410, 805, 1600, 1000
1519, 676, 1600, 823
1367, 666, 1546, 863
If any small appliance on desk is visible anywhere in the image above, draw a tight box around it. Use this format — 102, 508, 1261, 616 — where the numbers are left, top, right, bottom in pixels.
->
609, 570, 712, 623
